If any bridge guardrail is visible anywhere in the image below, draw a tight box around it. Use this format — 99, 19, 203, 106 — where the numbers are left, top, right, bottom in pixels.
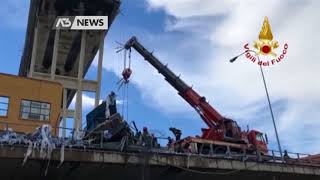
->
0, 120, 319, 167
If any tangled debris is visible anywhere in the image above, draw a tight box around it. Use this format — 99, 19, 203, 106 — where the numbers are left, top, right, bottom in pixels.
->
0, 125, 86, 176
0, 128, 27, 145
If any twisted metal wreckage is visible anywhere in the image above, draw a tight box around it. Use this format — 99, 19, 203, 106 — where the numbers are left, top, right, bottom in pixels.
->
0, 112, 160, 176
0, 125, 85, 175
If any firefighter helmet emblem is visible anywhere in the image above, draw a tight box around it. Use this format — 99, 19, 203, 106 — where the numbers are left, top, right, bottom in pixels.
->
254, 17, 279, 56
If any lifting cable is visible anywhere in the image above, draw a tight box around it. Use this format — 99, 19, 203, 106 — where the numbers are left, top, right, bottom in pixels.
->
121, 50, 127, 116
121, 82, 125, 116
117, 48, 132, 121
126, 80, 129, 121
126, 48, 132, 121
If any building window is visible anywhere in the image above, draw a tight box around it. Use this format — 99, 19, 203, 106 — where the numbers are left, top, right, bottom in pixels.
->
20, 100, 51, 121
0, 96, 9, 117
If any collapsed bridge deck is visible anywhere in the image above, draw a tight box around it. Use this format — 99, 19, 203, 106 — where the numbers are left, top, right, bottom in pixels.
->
19, 0, 120, 106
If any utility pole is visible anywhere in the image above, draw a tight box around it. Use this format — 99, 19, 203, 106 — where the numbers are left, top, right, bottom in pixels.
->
230, 50, 283, 161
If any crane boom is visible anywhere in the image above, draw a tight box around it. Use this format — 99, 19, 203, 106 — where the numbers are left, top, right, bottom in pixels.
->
124, 36, 268, 153
124, 37, 224, 134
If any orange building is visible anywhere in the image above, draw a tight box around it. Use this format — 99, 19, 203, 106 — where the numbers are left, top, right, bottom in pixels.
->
0, 73, 63, 135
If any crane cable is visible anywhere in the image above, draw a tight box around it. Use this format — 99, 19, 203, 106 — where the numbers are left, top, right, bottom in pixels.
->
126, 48, 132, 121
126, 80, 129, 121
121, 50, 127, 116
118, 48, 132, 121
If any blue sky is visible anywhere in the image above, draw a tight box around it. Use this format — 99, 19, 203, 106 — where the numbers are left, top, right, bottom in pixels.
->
1, 0, 320, 154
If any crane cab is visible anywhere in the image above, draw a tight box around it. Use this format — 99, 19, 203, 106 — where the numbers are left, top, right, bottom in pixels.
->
248, 130, 268, 155
223, 118, 242, 140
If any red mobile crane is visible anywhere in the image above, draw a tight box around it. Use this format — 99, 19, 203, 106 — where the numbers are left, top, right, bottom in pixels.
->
123, 36, 268, 155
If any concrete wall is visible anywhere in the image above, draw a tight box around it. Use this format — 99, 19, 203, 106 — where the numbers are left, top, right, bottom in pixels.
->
1, 146, 320, 180
0, 73, 62, 135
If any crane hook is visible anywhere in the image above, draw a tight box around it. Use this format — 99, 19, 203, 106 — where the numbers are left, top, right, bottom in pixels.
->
122, 68, 132, 83
117, 48, 133, 90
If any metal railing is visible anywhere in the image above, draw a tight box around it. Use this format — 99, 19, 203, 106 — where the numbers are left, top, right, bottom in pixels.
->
0, 120, 319, 167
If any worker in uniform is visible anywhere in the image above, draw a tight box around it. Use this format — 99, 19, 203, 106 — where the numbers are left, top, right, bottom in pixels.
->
283, 150, 290, 162
167, 137, 173, 147
105, 91, 117, 119
138, 127, 152, 147
151, 133, 159, 148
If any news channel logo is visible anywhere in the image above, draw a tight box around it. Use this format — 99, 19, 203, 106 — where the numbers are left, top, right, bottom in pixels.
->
53, 16, 108, 30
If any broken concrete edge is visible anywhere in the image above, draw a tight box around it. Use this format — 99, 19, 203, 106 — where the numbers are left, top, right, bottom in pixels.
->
0, 145, 319, 176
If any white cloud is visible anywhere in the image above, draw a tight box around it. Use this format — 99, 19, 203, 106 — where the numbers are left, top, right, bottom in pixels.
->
140, 0, 320, 153
70, 94, 99, 110
97, 0, 320, 153
69, 94, 123, 110
147, 0, 236, 18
